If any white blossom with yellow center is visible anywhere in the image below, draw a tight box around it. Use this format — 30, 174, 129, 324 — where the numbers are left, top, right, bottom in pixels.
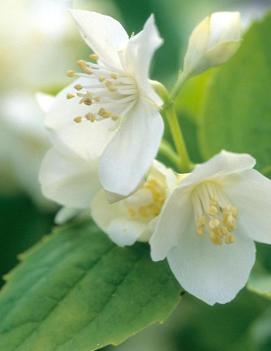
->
150, 151, 271, 305
44, 9, 164, 197
90, 161, 178, 247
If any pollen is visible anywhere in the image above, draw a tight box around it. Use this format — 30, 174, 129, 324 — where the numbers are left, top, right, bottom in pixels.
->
73, 116, 82, 123
66, 69, 75, 78
74, 84, 83, 91
89, 53, 98, 61
192, 182, 238, 246
125, 178, 166, 222
66, 93, 76, 99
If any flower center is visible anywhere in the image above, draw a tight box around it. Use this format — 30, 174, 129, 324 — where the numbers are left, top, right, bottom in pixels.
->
125, 178, 166, 222
66, 54, 137, 124
191, 182, 238, 245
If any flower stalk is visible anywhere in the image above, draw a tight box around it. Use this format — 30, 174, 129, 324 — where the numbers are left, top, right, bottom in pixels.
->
162, 104, 192, 172
152, 80, 192, 172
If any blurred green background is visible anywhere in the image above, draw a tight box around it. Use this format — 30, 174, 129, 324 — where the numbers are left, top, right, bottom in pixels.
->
1, 0, 271, 350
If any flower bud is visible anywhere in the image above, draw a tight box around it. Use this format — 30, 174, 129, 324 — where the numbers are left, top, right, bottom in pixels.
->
182, 12, 241, 79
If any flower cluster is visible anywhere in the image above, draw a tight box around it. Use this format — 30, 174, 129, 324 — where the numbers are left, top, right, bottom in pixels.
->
39, 9, 271, 305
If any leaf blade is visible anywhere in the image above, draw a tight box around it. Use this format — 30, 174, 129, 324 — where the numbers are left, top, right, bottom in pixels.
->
0, 221, 181, 351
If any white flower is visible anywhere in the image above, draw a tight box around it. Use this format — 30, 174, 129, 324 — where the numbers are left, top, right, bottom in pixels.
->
91, 161, 178, 247
0, 92, 53, 208
182, 12, 241, 79
150, 151, 271, 305
45, 9, 164, 197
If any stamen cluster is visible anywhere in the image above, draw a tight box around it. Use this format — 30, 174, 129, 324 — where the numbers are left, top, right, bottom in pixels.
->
66, 55, 137, 124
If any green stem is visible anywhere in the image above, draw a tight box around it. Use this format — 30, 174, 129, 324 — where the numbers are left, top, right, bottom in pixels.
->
170, 71, 187, 101
159, 141, 180, 168
152, 80, 192, 172
162, 104, 192, 172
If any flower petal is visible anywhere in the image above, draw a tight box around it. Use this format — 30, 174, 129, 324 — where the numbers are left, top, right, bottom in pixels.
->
45, 78, 116, 160
99, 101, 164, 196
179, 150, 255, 189
121, 14, 163, 106
70, 9, 129, 69
91, 190, 146, 246
36, 92, 54, 113
183, 16, 210, 78
208, 12, 241, 49
39, 148, 99, 209
55, 207, 81, 225
150, 188, 192, 261
226, 169, 271, 244
167, 229, 256, 305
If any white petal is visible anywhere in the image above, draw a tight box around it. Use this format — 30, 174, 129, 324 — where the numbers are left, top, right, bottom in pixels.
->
179, 150, 255, 189
226, 169, 271, 244
91, 190, 147, 246
55, 207, 81, 225
99, 101, 164, 196
122, 14, 163, 106
36, 92, 54, 113
208, 12, 241, 49
150, 188, 192, 261
167, 229, 256, 305
70, 9, 129, 69
45, 78, 116, 160
183, 16, 210, 78
39, 148, 99, 208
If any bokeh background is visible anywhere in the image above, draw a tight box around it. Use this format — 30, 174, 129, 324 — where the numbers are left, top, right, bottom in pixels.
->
1, 1, 271, 350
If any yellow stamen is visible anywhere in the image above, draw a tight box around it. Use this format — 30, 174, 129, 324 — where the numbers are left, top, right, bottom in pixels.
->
66, 70, 75, 78
73, 116, 82, 123
192, 182, 238, 246
74, 84, 83, 91
66, 93, 75, 99
89, 53, 98, 61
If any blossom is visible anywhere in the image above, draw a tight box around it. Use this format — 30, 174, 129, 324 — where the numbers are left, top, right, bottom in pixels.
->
0, 92, 53, 208
91, 161, 178, 247
45, 9, 164, 197
150, 151, 271, 305
182, 12, 241, 80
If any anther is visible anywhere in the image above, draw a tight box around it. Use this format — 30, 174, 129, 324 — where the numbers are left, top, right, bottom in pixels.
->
66, 93, 76, 99
85, 113, 96, 122
66, 70, 75, 78
99, 75, 106, 82
89, 53, 98, 61
73, 116, 82, 123
98, 108, 111, 118
77, 60, 92, 74
74, 84, 83, 91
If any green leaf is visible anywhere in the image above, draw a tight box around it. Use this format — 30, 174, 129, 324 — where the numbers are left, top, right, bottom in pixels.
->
248, 268, 271, 300
0, 194, 52, 288
0, 220, 181, 351
175, 70, 215, 123
199, 13, 271, 169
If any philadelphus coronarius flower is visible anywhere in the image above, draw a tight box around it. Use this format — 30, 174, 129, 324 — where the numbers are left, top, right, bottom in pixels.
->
91, 161, 178, 246
150, 151, 271, 305
182, 12, 241, 79
0, 92, 53, 208
45, 9, 164, 197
